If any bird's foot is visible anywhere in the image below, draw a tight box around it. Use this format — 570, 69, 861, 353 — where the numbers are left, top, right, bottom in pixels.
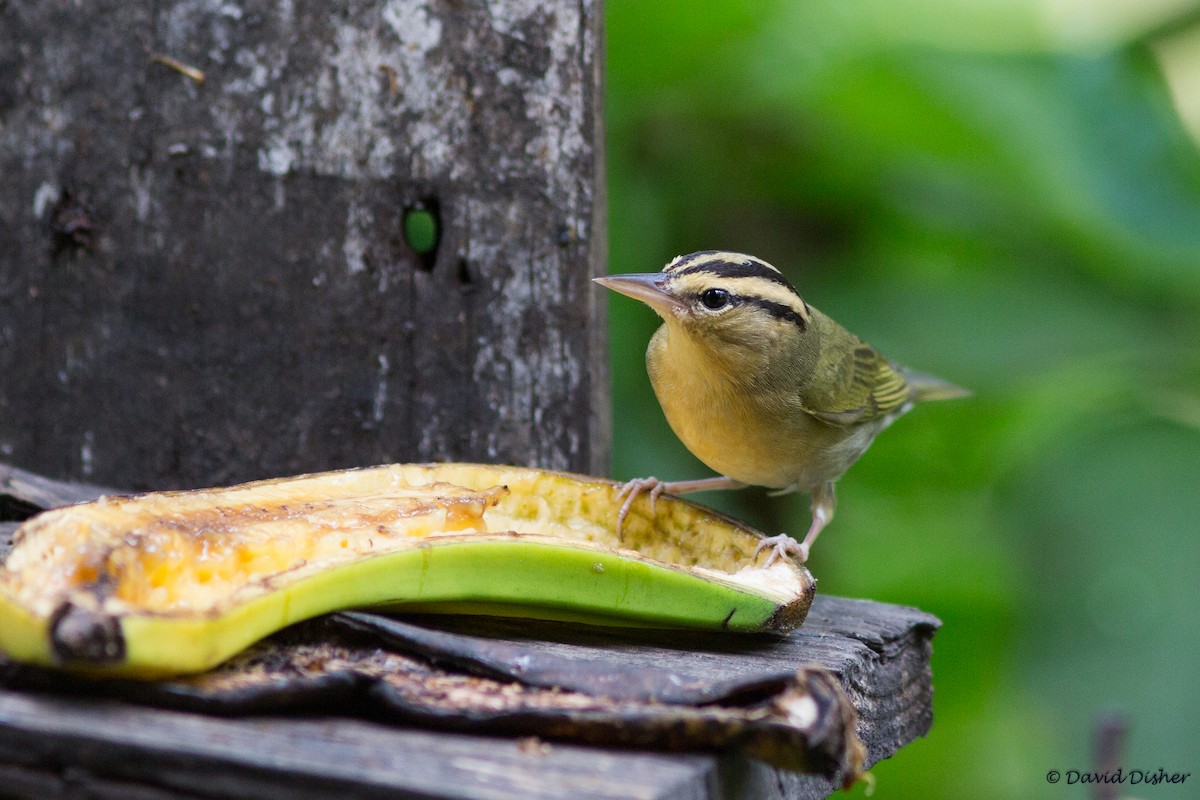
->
613, 476, 668, 539
753, 534, 809, 567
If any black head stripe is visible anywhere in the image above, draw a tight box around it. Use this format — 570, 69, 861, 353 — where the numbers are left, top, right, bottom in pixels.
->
666, 250, 722, 272
674, 259, 800, 297
742, 296, 808, 331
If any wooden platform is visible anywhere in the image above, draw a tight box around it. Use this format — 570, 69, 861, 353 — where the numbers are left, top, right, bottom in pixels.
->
0, 599, 937, 800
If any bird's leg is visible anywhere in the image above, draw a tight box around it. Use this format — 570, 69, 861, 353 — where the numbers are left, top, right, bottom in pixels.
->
614, 475, 745, 538
614, 477, 667, 537
754, 482, 837, 566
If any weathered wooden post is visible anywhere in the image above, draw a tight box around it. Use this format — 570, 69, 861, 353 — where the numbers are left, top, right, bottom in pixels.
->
0, 0, 607, 490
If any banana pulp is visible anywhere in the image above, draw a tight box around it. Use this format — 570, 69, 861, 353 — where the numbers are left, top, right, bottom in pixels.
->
0, 463, 814, 677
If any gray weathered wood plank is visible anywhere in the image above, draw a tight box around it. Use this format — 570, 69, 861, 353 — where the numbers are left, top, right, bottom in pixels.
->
0, 690, 723, 800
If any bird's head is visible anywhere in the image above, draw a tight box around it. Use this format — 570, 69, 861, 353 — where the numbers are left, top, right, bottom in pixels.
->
595, 251, 817, 364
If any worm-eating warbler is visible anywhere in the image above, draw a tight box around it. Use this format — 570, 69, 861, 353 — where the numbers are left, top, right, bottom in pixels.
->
596, 251, 968, 565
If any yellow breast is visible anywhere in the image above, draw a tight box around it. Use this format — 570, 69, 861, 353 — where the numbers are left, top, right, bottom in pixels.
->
645, 324, 877, 491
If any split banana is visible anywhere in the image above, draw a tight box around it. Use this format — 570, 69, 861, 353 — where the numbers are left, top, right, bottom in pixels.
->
0, 463, 814, 677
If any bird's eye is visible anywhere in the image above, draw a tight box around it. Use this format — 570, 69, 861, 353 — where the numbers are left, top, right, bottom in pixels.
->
700, 288, 730, 310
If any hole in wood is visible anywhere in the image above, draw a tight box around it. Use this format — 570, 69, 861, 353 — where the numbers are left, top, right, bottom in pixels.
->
48, 188, 96, 256
456, 257, 473, 287
402, 204, 440, 270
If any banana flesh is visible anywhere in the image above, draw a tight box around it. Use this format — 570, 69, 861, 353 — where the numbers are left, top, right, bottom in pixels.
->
0, 463, 814, 677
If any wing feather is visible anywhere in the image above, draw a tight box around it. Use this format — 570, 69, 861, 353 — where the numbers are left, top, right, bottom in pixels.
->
801, 342, 911, 427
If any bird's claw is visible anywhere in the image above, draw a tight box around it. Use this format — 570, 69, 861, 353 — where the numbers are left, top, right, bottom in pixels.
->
614, 476, 668, 539
753, 534, 809, 567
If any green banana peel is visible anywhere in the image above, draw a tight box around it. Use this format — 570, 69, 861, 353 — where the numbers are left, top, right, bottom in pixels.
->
0, 463, 814, 678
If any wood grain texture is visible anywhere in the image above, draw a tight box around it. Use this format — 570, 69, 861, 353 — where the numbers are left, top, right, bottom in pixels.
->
0, 691, 723, 800
0, 464, 116, 517
0, 0, 608, 489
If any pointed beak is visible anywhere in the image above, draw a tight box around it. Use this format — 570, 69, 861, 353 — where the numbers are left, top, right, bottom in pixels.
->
593, 273, 685, 315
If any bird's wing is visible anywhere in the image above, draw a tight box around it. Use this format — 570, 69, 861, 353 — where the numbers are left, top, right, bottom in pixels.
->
800, 342, 911, 427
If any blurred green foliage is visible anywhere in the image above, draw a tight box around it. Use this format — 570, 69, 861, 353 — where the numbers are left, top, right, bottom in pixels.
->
605, 1, 1200, 797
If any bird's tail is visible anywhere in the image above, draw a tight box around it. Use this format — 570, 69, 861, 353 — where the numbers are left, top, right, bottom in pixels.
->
897, 366, 972, 403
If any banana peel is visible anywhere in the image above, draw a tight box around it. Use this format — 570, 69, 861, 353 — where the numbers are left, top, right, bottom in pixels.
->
0, 463, 814, 678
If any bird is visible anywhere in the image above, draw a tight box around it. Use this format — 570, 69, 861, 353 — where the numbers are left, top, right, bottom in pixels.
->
595, 250, 968, 566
